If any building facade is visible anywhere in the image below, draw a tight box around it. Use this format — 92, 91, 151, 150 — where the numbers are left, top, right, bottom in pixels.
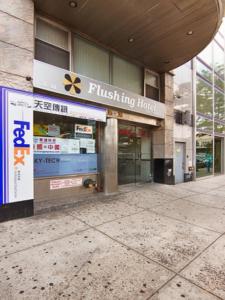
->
174, 20, 225, 182
0, 0, 224, 221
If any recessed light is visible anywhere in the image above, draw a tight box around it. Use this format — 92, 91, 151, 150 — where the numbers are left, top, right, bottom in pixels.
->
69, 1, 77, 8
187, 30, 193, 35
128, 37, 135, 43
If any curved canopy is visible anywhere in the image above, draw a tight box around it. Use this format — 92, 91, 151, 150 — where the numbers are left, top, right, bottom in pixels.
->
35, 0, 224, 72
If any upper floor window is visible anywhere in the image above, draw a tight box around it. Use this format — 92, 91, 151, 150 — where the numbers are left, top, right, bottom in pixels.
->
144, 70, 160, 101
73, 36, 110, 83
35, 18, 70, 70
112, 55, 143, 95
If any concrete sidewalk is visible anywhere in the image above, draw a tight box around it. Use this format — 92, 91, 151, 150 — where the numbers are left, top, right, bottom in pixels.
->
1, 176, 225, 300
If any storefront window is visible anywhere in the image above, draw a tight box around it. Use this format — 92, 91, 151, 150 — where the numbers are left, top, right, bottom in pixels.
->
196, 77, 213, 117
196, 133, 213, 178
34, 112, 99, 178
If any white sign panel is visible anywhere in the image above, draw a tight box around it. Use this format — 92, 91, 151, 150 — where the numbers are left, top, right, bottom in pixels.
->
7, 90, 33, 203
50, 178, 82, 190
33, 93, 106, 122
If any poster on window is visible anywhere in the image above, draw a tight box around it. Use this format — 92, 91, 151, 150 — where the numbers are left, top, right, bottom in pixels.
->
0, 87, 33, 205
75, 124, 93, 138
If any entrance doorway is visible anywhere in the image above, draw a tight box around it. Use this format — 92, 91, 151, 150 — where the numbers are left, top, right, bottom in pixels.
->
214, 137, 222, 174
118, 123, 152, 185
175, 142, 185, 184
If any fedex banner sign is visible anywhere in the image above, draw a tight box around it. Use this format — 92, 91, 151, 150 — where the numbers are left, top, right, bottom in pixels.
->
0, 87, 33, 205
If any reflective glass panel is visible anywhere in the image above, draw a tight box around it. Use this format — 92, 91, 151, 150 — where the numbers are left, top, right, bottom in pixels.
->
196, 115, 213, 133
214, 42, 224, 78
215, 74, 224, 91
215, 122, 225, 135
196, 77, 213, 117
196, 60, 212, 82
197, 44, 212, 67
214, 89, 225, 121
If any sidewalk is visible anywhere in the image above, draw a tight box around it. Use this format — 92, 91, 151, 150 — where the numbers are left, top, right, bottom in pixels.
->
1, 176, 225, 299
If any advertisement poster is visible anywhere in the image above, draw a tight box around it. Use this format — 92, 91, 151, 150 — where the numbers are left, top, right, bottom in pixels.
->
75, 124, 93, 138
34, 137, 80, 154
48, 124, 60, 137
80, 139, 96, 153
34, 154, 98, 177
34, 137, 61, 153
0, 87, 34, 205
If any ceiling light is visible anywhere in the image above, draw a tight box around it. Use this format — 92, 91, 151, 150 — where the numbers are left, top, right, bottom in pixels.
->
128, 37, 135, 43
187, 30, 193, 35
69, 1, 77, 8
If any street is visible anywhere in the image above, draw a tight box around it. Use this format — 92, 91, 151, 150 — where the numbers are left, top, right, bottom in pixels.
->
1, 176, 225, 299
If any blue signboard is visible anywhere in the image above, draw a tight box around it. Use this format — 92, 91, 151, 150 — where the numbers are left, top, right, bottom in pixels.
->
34, 153, 98, 177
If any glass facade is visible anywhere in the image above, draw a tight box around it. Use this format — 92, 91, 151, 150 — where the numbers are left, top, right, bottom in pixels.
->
195, 21, 225, 177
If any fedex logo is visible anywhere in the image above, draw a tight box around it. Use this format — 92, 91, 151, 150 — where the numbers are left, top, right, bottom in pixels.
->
13, 121, 30, 166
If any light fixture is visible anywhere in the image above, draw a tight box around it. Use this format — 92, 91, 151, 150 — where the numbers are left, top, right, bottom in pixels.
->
187, 30, 193, 35
128, 37, 135, 43
69, 1, 77, 8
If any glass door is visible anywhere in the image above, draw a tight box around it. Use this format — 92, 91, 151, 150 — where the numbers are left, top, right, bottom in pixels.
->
118, 123, 152, 185
214, 137, 222, 174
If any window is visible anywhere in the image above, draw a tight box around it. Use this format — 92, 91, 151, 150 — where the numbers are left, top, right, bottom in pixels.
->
196, 77, 213, 117
112, 55, 143, 95
73, 36, 110, 83
35, 18, 70, 70
34, 112, 98, 178
145, 70, 160, 101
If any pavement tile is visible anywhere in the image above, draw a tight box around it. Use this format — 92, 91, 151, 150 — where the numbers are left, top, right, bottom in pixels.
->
151, 199, 225, 233
181, 235, 225, 299
150, 276, 218, 300
0, 229, 173, 300
148, 184, 197, 198
207, 189, 225, 198
0, 210, 88, 257
97, 210, 219, 272
183, 194, 225, 210
120, 189, 176, 209
70, 198, 143, 226
177, 181, 222, 194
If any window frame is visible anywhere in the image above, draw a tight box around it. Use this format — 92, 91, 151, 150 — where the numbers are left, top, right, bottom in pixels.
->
35, 15, 72, 70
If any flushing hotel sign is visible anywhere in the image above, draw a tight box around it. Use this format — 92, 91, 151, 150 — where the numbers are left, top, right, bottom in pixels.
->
34, 60, 165, 119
